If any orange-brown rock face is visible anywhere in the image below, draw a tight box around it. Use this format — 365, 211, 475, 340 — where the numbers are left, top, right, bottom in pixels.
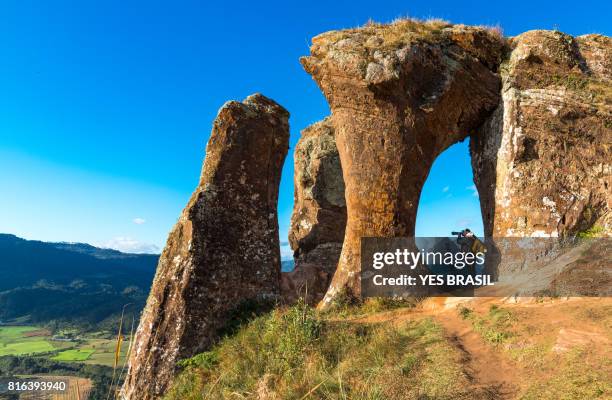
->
472, 31, 611, 237
301, 20, 505, 305
285, 118, 346, 304
121, 94, 289, 400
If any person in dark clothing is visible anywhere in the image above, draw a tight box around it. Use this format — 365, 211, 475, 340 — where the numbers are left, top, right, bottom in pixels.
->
456, 228, 475, 253
454, 228, 487, 276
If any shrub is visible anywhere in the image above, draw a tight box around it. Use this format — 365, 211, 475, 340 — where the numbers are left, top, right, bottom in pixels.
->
577, 225, 604, 238
459, 306, 473, 319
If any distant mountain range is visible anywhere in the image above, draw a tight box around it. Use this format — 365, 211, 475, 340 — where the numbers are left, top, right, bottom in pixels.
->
0, 234, 158, 329
0, 234, 158, 291
0, 234, 293, 329
0, 234, 295, 330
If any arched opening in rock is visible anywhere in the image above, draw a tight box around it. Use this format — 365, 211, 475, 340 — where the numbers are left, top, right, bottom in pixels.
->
415, 139, 484, 238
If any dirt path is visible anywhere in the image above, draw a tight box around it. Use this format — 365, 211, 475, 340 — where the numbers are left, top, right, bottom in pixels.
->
434, 309, 519, 399
334, 297, 612, 399
340, 299, 521, 399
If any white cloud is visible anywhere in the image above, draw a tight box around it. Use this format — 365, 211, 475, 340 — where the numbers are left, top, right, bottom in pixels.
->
103, 236, 160, 254
280, 243, 293, 261
442, 186, 450, 193
466, 184, 479, 197
133, 217, 146, 225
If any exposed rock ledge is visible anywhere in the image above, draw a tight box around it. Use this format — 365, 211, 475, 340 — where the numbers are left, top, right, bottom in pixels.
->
121, 94, 289, 400
472, 31, 611, 238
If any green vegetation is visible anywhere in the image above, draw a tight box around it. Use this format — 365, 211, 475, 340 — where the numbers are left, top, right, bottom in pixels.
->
0, 355, 115, 400
0, 326, 56, 356
0, 326, 131, 399
458, 301, 611, 399
52, 348, 95, 361
533, 70, 610, 111
0, 326, 39, 338
82, 339, 130, 366
0, 234, 155, 332
0, 340, 55, 356
361, 18, 454, 48
551, 73, 590, 91
166, 300, 476, 400
320, 17, 504, 51
0, 325, 129, 367
577, 225, 605, 238
322, 289, 421, 319
521, 348, 611, 400
458, 304, 514, 344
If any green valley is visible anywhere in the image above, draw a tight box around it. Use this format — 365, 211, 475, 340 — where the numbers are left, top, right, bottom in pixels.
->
0, 325, 129, 367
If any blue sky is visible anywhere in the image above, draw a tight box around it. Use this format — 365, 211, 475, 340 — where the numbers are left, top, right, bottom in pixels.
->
1, 1, 609, 255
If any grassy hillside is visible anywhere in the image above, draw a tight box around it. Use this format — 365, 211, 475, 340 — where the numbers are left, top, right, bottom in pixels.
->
165, 298, 611, 400
166, 300, 481, 400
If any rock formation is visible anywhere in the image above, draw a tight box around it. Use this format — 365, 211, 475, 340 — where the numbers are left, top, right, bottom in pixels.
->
284, 118, 346, 304
301, 20, 505, 305
121, 94, 289, 400
121, 21, 611, 397
471, 31, 611, 237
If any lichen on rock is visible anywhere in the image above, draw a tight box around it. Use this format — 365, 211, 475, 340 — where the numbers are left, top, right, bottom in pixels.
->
121, 94, 289, 400
471, 30, 611, 238
284, 118, 346, 304
301, 19, 506, 306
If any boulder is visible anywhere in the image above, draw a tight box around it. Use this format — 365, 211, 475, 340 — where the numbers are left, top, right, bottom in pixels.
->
286, 118, 346, 303
301, 20, 505, 306
121, 94, 289, 400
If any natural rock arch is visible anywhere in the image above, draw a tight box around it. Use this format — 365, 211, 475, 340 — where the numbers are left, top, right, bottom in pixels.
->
301, 21, 505, 306
413, 139, 483, 237
121, 21, 610, 399
300, 22, 610, 307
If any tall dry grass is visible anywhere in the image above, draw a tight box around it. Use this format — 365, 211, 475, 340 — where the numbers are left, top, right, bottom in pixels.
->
105, 303, 135, 400
164, 300, 472, 399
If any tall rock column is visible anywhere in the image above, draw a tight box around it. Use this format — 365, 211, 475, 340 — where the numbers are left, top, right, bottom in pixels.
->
472, 31, 611, 237
121, 94, 289, 400
285, 118, 346, 304
301, 20, 504, 306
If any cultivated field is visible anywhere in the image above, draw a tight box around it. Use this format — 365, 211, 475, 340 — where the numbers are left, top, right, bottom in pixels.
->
0, 326, 56, 356
0, 325, 129, 366
16, 375, 93, 400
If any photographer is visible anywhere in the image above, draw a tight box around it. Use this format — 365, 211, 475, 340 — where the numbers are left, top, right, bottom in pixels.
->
452, 229, 486, 276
